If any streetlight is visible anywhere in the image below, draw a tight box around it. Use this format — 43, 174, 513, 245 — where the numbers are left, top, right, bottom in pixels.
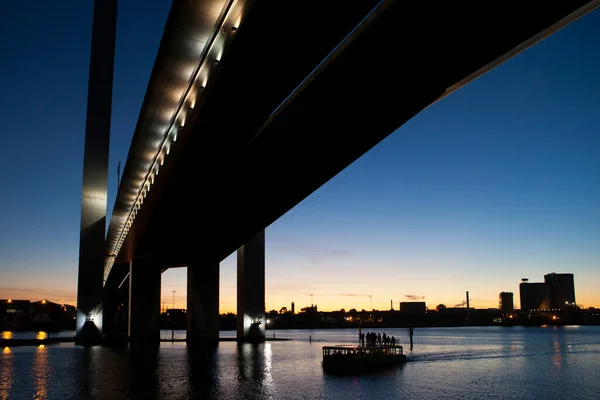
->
310, 294, 313, 308
171, 290, 176, 341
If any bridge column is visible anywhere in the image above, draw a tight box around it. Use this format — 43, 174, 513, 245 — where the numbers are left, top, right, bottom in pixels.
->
74, 0, 118, 347
237, 230, 265, 342
186, 262, 220, 343
128, 257, 162, 348
102, 264, 129, 346
102, 283, 123, 337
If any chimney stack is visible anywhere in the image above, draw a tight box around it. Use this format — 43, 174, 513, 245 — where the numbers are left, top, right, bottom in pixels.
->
466, 291, 470, 309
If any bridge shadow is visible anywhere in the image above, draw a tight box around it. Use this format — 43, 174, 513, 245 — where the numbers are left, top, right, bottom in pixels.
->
129, 348, 160, 399
186, 342, 220, 398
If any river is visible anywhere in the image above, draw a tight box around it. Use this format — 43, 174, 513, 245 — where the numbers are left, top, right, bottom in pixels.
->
1, 325, 599, 399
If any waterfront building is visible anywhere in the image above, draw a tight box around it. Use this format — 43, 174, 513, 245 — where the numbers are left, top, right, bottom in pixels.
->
499, 292, 514, 313
519, 279, 550, 311
544, 273, 576, 309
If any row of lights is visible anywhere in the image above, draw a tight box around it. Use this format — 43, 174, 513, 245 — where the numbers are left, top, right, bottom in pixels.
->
104, 3, 243, 279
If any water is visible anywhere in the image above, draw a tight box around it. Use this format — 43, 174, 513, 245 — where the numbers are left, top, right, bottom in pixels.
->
1, 326, 600, 399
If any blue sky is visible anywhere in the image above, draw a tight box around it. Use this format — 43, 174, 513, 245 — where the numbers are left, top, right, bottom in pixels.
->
0, 2, 598, 313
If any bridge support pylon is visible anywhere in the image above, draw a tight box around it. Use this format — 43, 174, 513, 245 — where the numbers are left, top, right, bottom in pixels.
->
237, 230, 266, 343
128, 256, 162, 349
187, 261, 220, 344
75, 0, 118, 347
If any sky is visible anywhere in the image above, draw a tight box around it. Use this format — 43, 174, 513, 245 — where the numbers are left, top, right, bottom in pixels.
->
1, 2, 599, 314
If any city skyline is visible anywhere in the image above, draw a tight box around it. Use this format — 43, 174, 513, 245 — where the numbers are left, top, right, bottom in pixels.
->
1, 3, 599, 313
1, 269, 584, 314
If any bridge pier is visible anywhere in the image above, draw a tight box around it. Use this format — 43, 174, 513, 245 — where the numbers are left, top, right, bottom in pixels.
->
128, 257, 162, 348
237, 230, 265, 342
186, 261, 220, 344
102, 280, 128, 345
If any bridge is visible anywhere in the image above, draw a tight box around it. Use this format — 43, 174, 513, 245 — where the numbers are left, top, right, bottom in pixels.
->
75, 0, 600, 346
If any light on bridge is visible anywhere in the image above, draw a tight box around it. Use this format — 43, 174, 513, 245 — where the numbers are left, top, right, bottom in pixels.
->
104, 4, 246, 283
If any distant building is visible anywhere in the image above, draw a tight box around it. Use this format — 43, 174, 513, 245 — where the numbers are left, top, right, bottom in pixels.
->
519, 279, 550, 311
291, 301, 295, 315
400, 301, 426, 314
0, 299, 30, 328
30, 300, 62, 324
498, 292, 514, 312
544, 273, 575, 309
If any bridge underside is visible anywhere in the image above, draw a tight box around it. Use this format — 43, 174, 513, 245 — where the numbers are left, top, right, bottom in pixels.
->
100, 0, 598, 346
123, 1, 596, 269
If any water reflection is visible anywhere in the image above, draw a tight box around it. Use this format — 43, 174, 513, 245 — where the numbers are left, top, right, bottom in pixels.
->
186, 343, 220, 398
0, 346, 13, 400
130, 348, 160, 399
33, 344, 50, 399
551, 332, 565, 379
87, 346, 132, 399
0, 327, 595, 399
236, 343, 276, 398
0, 332, 12, 340
69, 343, 119, 399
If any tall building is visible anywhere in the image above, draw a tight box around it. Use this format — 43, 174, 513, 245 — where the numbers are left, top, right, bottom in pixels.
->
544, 273, 575, 309
291, 301, 295, 315
519, 278, 550, 311
498, 292, 514, 313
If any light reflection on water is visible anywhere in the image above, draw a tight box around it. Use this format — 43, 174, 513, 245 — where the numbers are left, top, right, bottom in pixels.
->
0, 346, 12, 400
235, 343, 277, 398
33, 344, 49, 400
0, 332, 12, 340
0, 326, 598, 399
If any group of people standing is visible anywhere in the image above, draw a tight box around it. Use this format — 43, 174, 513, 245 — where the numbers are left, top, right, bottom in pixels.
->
358, 330, 397, 347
